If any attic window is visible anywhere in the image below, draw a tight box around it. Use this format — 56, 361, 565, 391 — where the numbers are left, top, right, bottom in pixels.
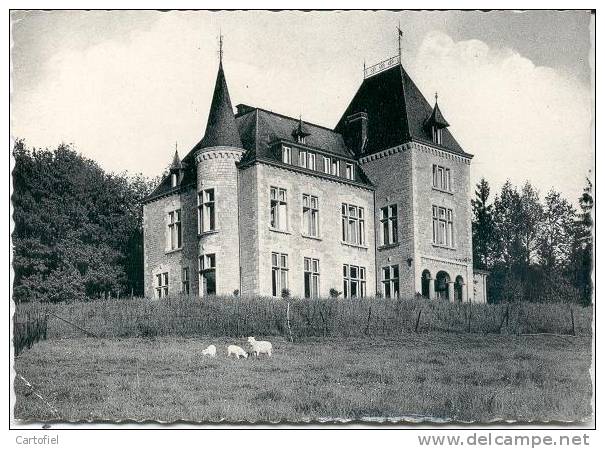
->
171, 173, 178, 188
345, 163, 355, 181
432, 127, 442, 145
297, 135, 306, 145
282, 146, 291, 164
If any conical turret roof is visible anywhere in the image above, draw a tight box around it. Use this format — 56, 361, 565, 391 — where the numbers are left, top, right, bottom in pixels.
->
195, 62, 243, 150
427, 101, 449, 129
170, 149, 182, 170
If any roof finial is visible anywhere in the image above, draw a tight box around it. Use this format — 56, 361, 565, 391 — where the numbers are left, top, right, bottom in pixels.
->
435, 91, 438, 103
219, 30, 223, 64
397, 21, 403, 61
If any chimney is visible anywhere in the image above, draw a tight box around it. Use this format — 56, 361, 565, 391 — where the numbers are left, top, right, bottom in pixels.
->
344, 112, 368, 155
235, 104, 255, 116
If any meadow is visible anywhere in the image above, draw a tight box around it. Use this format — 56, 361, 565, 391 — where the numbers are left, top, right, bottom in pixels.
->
13, 296, 593, 424
14, 333, 592, 423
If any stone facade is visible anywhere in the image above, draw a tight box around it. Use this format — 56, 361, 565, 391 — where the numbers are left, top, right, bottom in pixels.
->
143, 187, 198, 298
142, 58, 485, 303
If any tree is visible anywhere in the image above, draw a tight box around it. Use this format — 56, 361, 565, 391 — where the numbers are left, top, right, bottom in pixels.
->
537, 190, 576, 271
12, 140, 157, 302
471, 178, 495, 269
569, 177, 594, 305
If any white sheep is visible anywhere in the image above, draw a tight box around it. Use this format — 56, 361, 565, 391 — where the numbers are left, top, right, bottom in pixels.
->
247, 336, 273, 357
227, 344, 248, 359
201, 344, 216, 357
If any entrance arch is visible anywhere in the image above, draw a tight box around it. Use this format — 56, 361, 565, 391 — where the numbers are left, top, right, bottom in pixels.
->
435, 271, 450, 301
454, 275, 464, 302
421, 270, 431, 298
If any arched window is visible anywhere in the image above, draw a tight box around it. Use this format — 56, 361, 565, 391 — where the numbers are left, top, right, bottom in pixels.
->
421, 270, 431, 298
435, 271, 450, 300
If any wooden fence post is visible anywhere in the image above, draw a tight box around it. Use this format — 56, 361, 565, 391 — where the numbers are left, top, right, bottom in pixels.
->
364, 306, 372, 336
414, 309, 422, 333
286, 301, 293, 342
570, 306, 576, 336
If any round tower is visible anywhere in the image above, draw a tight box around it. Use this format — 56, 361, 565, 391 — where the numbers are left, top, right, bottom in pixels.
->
194, 60, 244, 297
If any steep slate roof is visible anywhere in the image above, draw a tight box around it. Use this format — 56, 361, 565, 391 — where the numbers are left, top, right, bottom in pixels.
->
193, 61, 243, 151
236, 107, 354, 162
335, 64, 469, 156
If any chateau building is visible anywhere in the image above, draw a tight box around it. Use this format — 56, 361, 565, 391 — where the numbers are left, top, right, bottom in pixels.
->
142, 50, 488, 303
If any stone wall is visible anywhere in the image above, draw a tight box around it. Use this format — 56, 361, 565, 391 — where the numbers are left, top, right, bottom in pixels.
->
142, 187, 198, 298
240, 162, 376, 298
361, 148, 416, 298
195, 146, 244, 296
411, 142, 474, 301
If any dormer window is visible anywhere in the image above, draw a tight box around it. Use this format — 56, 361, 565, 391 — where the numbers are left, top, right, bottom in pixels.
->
432, 126, 442, 145
299, 150, 307, 168
171, 173, 178, 188
345, 163, 355, 181
282, 146, 291, 164
292, 117, 311, 146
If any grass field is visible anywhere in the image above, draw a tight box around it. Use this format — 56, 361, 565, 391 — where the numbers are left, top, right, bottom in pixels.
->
14, 334, 592, 424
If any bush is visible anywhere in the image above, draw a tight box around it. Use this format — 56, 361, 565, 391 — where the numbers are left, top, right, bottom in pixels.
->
329, 288, 341, 298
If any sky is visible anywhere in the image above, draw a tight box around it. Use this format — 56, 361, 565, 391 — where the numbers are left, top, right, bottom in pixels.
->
10, 10, 594, 203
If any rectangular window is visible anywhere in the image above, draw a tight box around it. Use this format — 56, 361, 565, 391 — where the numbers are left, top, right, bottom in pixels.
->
198, 188, 216, 233
345, 163, 355, 180
167, 209, 182, 250
304, 257, 320, 298
199, 253, 216, 296
343, 264, 366, 298
271, 252, 289, 297
270, 187, 288, 231
155, 272, 169, 298
323, 156, 331, 174
282, 146, 291, 164
299, 150, 307, 168
380, 204, 398, 245
181, 267, 190, 295
341, 203, 365, 246
432, 127, 442, 145
302, 194, 319, 237
331, 158, 339, 176
432, 164, 451, 191
309, 153, 316, 171
382, 265, 400, 298
432, 205, 454, 247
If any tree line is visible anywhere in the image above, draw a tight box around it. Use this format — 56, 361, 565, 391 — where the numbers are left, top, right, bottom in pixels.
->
12, 140, 158, 302
471, 177, 593, 305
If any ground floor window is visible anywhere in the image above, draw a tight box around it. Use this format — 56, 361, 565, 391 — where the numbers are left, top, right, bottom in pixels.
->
382, 265, 400, 298
155, 272, 169, 298
181, 267, 190, 295
199, 254, 216, 296
343, 264, 366, 298
304, 257, 320, 298
272, 252, 289, 297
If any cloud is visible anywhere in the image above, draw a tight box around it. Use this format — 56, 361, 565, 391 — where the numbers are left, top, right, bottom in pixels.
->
408, 31, 592, 202
11, 20, 592, 204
